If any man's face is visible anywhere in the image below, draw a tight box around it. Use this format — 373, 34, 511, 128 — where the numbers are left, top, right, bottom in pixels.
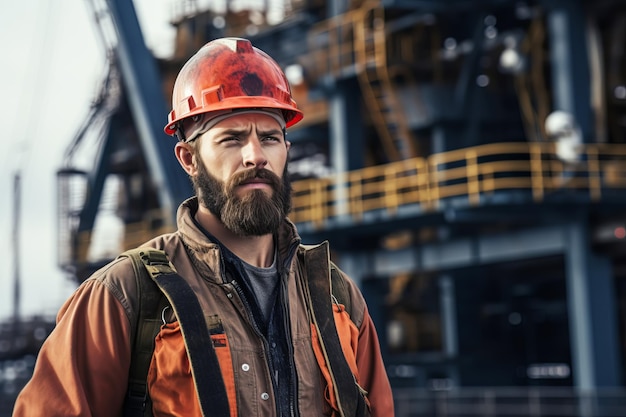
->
190, 112, 292, 236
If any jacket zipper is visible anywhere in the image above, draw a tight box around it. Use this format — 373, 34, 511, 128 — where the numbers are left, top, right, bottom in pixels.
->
279, 268, 299, 417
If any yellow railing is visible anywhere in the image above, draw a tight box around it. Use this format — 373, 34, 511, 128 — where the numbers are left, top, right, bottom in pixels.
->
305, 2, 417, 161
306, 8, 362, 80
72, 142, 626, 267
291, 142, 626, 228
74, 210, 173, 267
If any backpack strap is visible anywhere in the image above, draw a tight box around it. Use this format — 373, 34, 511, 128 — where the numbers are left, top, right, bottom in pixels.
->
122, 248, 169, 417
122, 248, 231, 417
300, 247, 352, 317
330, 261, 351, 315
300, 242, 367, 417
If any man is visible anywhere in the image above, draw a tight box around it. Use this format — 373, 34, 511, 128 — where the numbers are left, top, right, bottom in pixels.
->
13, 37, 394, 417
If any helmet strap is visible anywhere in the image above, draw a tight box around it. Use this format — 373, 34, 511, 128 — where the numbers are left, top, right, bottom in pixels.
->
171, 121, 188, 142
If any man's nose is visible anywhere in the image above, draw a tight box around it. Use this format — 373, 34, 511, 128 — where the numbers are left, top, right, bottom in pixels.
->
242, 138, 268, 168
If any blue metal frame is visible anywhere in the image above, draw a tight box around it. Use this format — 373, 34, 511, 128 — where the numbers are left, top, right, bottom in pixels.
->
106, 0, 192, 224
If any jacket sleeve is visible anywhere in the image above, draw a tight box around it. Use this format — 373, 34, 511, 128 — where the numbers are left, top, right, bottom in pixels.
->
356, 305, 395, 417
12, 278, 132, 417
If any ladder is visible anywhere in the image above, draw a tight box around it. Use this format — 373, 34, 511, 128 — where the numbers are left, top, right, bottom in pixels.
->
353, 4, 417, 162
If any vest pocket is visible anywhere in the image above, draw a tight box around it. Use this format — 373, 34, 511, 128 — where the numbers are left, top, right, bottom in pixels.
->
148, 319, 238, 417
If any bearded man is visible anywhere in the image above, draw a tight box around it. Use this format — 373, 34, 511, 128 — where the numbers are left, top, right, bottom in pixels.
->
13, 38, 394, 417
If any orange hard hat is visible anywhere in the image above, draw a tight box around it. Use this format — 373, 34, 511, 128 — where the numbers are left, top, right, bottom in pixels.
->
164, 37, 303, 136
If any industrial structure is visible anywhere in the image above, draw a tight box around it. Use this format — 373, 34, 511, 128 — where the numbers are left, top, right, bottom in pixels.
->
5, 0, 626, 415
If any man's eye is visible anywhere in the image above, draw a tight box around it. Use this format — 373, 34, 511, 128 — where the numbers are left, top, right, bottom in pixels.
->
262, 136, 281, 143
220, 136, 239, 143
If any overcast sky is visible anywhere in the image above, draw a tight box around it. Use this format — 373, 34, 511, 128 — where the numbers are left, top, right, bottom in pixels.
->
0, 0, 176, 320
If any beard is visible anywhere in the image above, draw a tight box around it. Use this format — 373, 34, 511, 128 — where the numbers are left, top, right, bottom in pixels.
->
192, 159, 292, 237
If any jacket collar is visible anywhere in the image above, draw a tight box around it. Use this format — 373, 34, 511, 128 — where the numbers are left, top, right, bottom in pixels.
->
175, 197, 302, 278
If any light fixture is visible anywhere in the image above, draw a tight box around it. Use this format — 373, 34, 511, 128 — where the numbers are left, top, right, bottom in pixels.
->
545, 110, 582, 163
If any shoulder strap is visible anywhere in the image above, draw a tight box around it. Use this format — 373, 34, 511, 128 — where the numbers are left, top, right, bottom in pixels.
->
122, 248, 231, 417
123, 248, 169, 417
300, 246, 352, 318
300, 243, 366, 417
330, 262, 351, 315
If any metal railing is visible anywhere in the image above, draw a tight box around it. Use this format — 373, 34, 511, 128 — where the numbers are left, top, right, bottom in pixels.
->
72, 142, 626, 266
393, 387, 626, 417
306, 6, 361, 80
305, 1, 417, 161
290, 142, 626, 228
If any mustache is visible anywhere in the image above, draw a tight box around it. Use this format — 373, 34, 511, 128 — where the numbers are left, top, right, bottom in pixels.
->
227, 168, 281, 190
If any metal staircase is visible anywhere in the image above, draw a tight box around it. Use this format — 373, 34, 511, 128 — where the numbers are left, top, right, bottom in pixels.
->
354, 4, 418, 162
306, 2, 418, 162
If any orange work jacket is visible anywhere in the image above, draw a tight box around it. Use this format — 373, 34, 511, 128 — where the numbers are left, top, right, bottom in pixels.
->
13, 197, 394, 417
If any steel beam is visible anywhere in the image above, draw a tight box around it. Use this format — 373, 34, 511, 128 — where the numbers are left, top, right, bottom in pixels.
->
564, 215, 622, 388
106, 0, 192, 225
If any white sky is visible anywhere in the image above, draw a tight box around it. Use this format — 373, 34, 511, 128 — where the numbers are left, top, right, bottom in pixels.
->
0, 0, 176, 320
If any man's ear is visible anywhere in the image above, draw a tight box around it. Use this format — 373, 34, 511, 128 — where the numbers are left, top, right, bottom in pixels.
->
285, 140, 291, 151
175, 141, 197, 176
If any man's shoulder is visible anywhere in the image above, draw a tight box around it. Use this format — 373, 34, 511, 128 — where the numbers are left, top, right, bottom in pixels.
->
84, 232, 181, 311
87, 253, 137, 289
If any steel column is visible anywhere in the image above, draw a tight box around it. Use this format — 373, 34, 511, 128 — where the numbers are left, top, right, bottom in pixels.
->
545, 0, 593, 139
329, 79, 365, 218
564, 215, 622, 388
